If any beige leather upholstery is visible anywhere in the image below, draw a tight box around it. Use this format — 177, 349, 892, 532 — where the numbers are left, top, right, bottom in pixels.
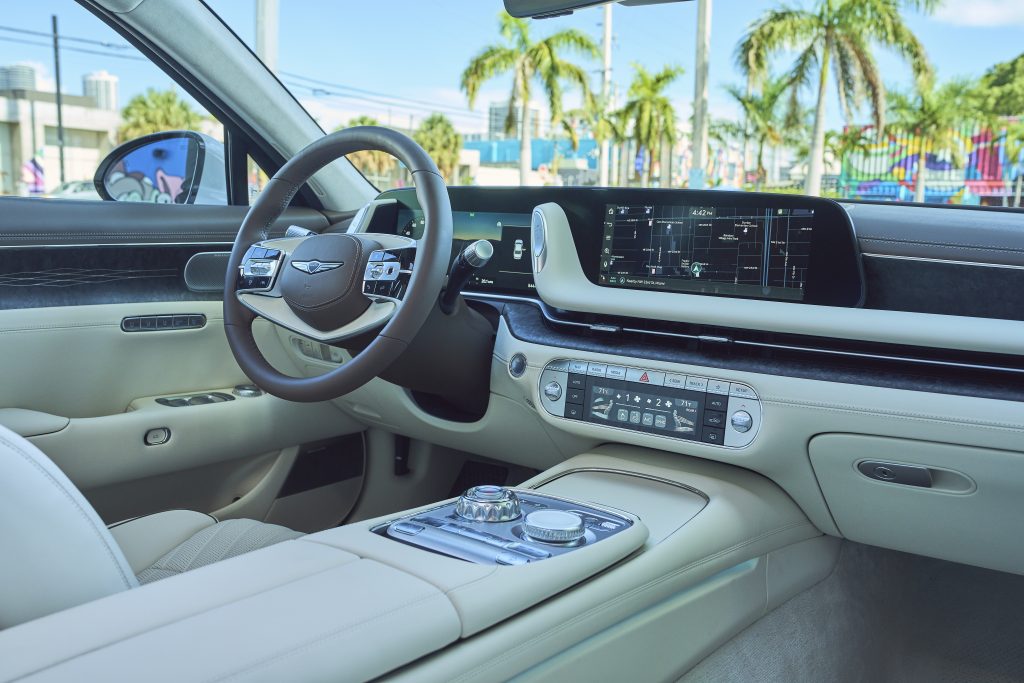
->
0, 425, 137, 630
0, 424, 302, 629
109, 510, 216, 575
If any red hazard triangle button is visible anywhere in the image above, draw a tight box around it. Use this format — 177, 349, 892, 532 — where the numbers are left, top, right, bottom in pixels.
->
639, 372, 650, 383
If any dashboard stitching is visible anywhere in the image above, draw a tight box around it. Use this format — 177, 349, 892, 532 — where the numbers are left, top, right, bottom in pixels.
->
762, 398, 1024, 431
860, 236, 1024, 253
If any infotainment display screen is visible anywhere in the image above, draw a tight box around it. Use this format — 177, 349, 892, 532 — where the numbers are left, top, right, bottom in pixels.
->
599, 204, 814, 301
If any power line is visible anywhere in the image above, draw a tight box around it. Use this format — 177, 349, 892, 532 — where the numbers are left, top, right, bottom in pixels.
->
285, 81, 486, 125
0, 24, 132, 50
283, 71, 486, 120
0, 34, 145, 61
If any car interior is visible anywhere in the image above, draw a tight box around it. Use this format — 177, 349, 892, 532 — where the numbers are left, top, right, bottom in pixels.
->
2, 0, 1024, 681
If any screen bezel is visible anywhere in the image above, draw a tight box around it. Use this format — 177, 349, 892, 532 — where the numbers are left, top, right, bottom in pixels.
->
376, 187, 865, 308
557, 188, 864, 308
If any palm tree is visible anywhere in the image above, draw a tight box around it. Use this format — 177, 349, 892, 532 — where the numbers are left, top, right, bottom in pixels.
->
620, 63, 684, 187
119, 89, 205, 142
337, 116, 396, 184
563, 93, 625, 180
737, 0, 936, 196
414, 114, 463, 183
889, 79, 978, 203
724, 75, 798, 189
461, 12, 598, 185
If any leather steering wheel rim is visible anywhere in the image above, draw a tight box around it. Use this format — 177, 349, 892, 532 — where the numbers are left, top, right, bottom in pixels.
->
223, 127, 453, 402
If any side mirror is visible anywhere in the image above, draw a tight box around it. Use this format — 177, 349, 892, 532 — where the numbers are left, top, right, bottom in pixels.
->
94, 131, 226, 205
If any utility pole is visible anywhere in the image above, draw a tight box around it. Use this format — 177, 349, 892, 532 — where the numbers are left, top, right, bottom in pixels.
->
599, 3, 613, 187
254, 0, 279, 73
51, 14, 66, 185
689, 0, 711, 190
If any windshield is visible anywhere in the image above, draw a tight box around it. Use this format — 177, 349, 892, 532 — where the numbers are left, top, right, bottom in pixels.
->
2, 1, 1020, 207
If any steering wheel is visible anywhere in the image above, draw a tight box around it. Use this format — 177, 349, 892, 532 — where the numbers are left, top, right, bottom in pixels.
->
222, 127, 452, 402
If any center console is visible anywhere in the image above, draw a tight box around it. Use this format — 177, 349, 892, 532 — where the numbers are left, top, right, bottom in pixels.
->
379, 485, 634, 565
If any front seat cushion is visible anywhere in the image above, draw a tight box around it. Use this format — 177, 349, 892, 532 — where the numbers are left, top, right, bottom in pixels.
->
133, 518, 303, 585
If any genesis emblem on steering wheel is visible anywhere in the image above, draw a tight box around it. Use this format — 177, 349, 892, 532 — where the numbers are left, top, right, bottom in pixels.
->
291, 260, 343, 275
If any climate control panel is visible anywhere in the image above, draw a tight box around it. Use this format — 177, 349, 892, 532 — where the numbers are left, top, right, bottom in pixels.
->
539, 359, 761, 449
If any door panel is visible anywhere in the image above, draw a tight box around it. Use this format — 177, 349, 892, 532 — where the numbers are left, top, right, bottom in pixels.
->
0, 199, 366, 528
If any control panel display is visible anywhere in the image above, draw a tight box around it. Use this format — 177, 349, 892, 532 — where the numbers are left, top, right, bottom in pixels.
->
538, 359, 761, 449
398, 209, 534, 293
599, 204, 814, 301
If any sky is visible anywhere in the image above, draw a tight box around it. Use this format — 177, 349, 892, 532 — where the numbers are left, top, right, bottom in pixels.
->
0, 0, 1022, 137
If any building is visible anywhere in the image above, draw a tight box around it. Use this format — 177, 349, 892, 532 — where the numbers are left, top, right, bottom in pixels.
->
0, 66, 121, 195
83, 71, 119, 112
487, 100, 547, 140
0, 65, 37, 92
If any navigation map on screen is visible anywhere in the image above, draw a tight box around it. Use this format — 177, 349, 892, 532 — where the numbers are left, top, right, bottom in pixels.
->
598, 204, 815, 301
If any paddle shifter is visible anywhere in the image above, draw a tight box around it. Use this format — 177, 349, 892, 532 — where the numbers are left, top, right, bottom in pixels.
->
440, 239, 493, 314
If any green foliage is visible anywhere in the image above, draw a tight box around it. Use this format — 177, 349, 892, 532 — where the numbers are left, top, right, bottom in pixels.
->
461, 12, 598, 137
414, 114, 462, 182
737, 0, 937, 193
888, 78, 981, 168
737, 0, 933, 133
119, 89, 205, 142
977, 53, 1024, 117
335, 116, 395, 182
724, 75, 802, 187
619, 63, 684, 184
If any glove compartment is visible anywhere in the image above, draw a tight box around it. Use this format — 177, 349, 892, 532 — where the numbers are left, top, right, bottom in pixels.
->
809, 433, 1024, 575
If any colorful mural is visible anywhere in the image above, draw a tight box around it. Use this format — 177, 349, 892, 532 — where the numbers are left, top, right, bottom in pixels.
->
838, 123, 1024, 205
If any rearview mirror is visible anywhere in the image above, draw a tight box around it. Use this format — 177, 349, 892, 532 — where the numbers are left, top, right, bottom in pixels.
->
504, 0, 686, 19
94, 130, 226, 205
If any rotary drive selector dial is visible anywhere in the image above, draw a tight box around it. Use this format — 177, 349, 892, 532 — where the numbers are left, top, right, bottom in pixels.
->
455, 485, 522, 523
523, 509, 586, 544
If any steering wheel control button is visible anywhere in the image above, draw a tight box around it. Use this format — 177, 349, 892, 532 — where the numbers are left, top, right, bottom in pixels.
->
455, 486, 522, 523
543, 381, 563, 401
144, 428, 170, 446
523, 510, 586, 544
730, 411, 753, 433
508, 353, 528, 378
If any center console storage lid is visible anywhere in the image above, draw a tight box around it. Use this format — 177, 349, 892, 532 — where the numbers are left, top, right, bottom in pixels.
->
314, 492, 649, 637
0, 541, 461, 683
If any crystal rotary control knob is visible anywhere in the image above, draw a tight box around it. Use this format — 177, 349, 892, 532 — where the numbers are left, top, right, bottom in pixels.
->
455, 485, 522, 523
543, 381, 562, 401
730, 410, 753, 433
523, 510, 586, 544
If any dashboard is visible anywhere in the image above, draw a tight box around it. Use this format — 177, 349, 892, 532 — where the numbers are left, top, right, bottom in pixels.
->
373, 187, 865, 308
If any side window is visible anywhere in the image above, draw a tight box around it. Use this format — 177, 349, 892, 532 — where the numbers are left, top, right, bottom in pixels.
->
0, 3, 228, 205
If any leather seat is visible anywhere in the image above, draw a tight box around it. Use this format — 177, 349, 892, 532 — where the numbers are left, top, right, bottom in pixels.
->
0, 425, 303, 630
